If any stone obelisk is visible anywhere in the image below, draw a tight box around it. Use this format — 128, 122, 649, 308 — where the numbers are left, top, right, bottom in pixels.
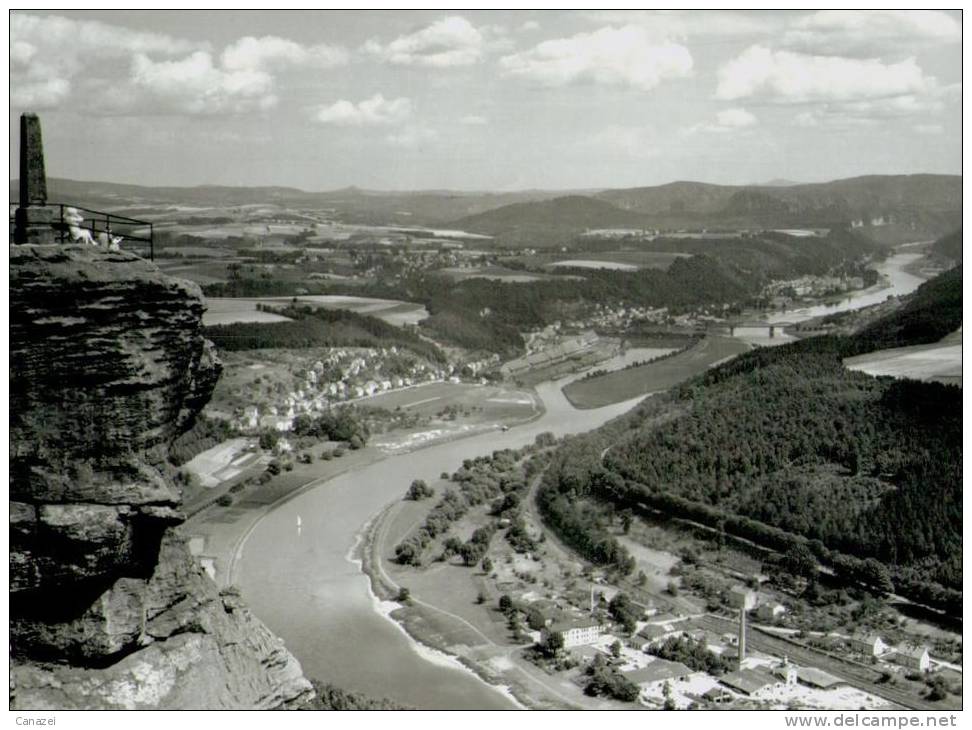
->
14, 113, 55, 244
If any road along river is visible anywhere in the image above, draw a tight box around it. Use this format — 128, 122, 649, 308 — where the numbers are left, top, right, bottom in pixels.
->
235, 247, 930, 709
236, 376, 647, 709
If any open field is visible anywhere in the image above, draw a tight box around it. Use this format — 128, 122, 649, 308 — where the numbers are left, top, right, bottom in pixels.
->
182, 437, 260, 488
438, 266, 564, 283
562, 336, 751, 408
547, 259, 637, 271
844, 328, 962, 385
203, 294, 428, 327
527, 251, 689, 271
202, 298, 293, 325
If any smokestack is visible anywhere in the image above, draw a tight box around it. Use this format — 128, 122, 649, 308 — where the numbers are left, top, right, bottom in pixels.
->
738, 606, 747, 667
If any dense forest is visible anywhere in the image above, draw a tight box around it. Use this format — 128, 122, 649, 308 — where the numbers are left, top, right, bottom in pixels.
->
931, 228, 962, 262
203, 305, 446, 363
537, 262, 962, 612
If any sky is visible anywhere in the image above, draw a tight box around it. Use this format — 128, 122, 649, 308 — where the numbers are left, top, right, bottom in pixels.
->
8, 9, 963, 191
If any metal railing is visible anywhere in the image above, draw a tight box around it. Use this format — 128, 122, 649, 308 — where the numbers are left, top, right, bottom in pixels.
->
10, 203, 154, 260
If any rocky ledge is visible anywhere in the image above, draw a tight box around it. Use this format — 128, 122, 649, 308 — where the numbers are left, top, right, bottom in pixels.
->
9, 244, 312, 709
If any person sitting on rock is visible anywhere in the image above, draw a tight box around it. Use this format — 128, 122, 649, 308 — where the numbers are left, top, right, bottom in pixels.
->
63, 207, 96, 246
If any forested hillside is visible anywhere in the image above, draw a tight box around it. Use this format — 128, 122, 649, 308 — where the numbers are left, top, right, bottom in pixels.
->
203, 305, 446, 362
538, 266, 962, 612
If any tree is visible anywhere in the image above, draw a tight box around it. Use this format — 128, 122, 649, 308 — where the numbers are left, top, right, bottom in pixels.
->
405, 479, 433, 501
481, 556, 493, 574
396, 587, 411, 604
475, 591, 487, 605
620, 509, 634, 534
781, 543, 818, 580
540, 630, 564, 658
498, 594, 514, 615
610, 639, 623, 659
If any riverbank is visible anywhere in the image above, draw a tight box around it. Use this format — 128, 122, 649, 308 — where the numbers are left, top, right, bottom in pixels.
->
354, 504, 548, 710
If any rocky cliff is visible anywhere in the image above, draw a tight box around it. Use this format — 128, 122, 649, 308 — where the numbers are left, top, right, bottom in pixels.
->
9, 244, 312, 709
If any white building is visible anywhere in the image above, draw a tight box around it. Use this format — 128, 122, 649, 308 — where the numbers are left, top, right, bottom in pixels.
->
543, 618, 605, 648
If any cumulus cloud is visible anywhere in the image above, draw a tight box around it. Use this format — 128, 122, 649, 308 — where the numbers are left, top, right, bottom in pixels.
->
314, 94, 412, 126
716, 46, 934, 104
459, 115, 488, 125
11, 13, 194, 75
499, 25, 692, 91
364, 16, 489, 67
782, 10, 961, 57
519, 21, 540, 32
11, 78, 71, 109
689, 108, 758, 134
131, 52, 277, 115
221, 35, 347, 71
11, 13, 347, 116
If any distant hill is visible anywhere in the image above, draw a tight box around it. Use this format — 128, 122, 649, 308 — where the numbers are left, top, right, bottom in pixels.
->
450, 195, 649, 235
10, 178, 586, 227
594, 174, 961, 234
14, 173, 960, 238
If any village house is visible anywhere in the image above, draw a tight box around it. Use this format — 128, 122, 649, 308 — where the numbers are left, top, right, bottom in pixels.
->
622, 659, 693, 694
848, 632, 889, 657
756, 602, 786, 622
894, 644, 931, 672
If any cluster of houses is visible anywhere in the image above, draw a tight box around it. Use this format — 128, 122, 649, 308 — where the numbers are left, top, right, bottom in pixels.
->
234, 347, 450, 432
519, 584, 934, 709
846, 632, 931, 672
762, 273, 867, 302
501, 330, 611, 377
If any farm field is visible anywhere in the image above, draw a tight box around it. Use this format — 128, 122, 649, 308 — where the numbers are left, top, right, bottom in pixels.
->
507, 250, 689, 271
562, 336, 751, 408
844, 330, 962, 385
547, 259, 638, 271
202, 294, 428, 327
438, 266, 552, 283
202, 298, 294, 325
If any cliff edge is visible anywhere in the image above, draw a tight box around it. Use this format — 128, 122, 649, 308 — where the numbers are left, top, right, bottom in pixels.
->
9, 244, 313, 709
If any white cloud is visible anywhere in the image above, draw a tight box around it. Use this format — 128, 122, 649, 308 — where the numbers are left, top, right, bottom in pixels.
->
688, 108, 758, 134
499, 25, 692, 91
783, 10, 961, 57
131, 52, 277, 115
914, 123, 944, 135
11, 77, 71, 109
364, 16, 488, 67
459, 115, 488, 125
579, 11, 782, 40
385, 126, 437, 149
519, 21, 540, 32
717, 46, 934, 104
314, 94, 412, 126
716, 108, 757, 128
11, 13, 195, 74
221, 35, 347, 72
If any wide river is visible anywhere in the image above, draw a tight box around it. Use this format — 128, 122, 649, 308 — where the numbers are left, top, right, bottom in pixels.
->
236, 248, 928, 709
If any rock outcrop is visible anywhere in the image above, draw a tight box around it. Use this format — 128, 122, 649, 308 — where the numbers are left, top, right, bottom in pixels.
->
10, 244, 312, 709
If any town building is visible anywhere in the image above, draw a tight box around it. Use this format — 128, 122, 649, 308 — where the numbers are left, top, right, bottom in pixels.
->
848, 632, 888, 657
542, 618, 605, 648
719, 668, 783, 697
894, 645, 931, 672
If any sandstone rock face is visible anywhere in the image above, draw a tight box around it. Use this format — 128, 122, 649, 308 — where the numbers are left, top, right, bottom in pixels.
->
10, 245, 312, 709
